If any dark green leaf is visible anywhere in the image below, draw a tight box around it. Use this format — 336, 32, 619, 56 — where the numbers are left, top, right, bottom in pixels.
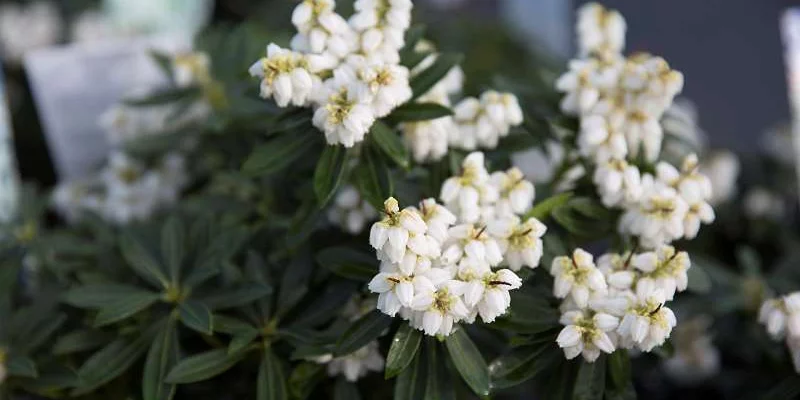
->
242, 129, 318, 176
334, 378, 361, 400
314, 145, 349, 206
143, 320, 179, 400
229, 330, 259, 354
687, 259, 712, 293
444, 328, 490, 396
370, 121, 409, 168
286, 281, 356, 328
489, 343, 557, 389
288, 362, 325, 400
162, 216, 185, 283
385, 324, 422, 379
93, 292, 161, 327
53, 330, 111, 355
573, 358, 606, 400
387, 102, 453, 122
214, 315, 257, 335
73, 329, 155, 395
424, 340, 455, 400
204, 283, 272, 310
63, 284, 157, 309
6, 355, 38, 378
120, 233, 169, 288
394, 348, 426, 400
149, 50, 175, 83
316, 246, 378, 282
179, 300, 213, 335
165, 348, 246, 384
258, 348, 288, 400
124, 87, 201, 106
410, 53, 464, 100
336, 310, 392, 356
524, 192, 573, 221
276, 255, 313, 318
763, 375, 800, 400
355, 145, 394, 210
607, 350, 631, 392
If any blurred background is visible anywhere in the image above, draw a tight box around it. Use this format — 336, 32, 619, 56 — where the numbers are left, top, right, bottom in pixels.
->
0, 0, 796, 181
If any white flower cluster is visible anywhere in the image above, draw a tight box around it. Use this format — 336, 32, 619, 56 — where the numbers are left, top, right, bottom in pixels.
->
367, 152, 545, 336
53, 152, 188, 225
554, 245, 692, 362
759, 292, 800, 373
662, 316, 720, 384
327, 184, 378, 234
556, 3, 714, 249
249, 0, 414, 147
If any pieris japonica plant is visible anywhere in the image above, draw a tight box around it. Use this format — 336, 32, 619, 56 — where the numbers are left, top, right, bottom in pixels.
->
0, 1, 729, 399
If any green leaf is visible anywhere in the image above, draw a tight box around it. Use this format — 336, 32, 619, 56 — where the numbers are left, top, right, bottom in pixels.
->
489, 343, 557, 389
229, 330, 259, 354
444, 328, 490, 397
288, 362, 325, 400
336, 310, 392, 356
204, 283, 272, 310
355, 145, 394, 210
73, 329, 156, 395
120, 233, 169, 288
53, 330, 111, 355
387, 102, 453, 122
165, 348, 246, 384
6, 355, 38, 378
149, 50, 175, 83
162, 216, 185, 283
424, 340, 455, 400
316, 246, 378, 282
524, 192, 573, 221
314, 145, 349, 206
334, 378, 361, 400
258, 349, 288, 400
606, 350, 631, 392
179, 300, 214, 335
370, 121, 409, 169
142, 320, 179, 400
687, 261, 712, 294
93, 292, 161, 327
242, 129, 318, 176
410, 53, 464, 100
385, 324, 422, 379
63, 284, 157, 309
394, 348, 426, 400
124, 87, 201, 106
573, 358, 606, 400
214, 315, 257, 335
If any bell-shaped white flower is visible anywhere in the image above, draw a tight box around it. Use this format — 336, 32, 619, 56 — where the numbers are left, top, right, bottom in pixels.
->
594, 158, 643, 208
312, 68, 376, 147
616, 280, 677, 351
619, 174, 689, 248
369, 198, 428, 264
402, 117, 454, 163
576, 2, 626, 58
489, 216, 547, 271
631, 245, 690, 301
557, 309, 619, 362
550, 249, 608, 308
439, 152, 498, 223
328, 185, 378, 234
490, 167, 535, 217
578, 114, 628, 163
348, 59, 412, 117
249, 44, 315, 107
324, 341, 384, 382
413, 198, 456, 243
410, 280, 470, 336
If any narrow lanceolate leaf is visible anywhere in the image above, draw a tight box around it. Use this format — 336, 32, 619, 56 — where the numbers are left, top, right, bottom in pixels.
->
313, 145, 349, 206
165, 348, 246, 384
316, 246, 378, 282
387, 102, 453, 122
424, 340, 455, 400
142, 320, 180, 400
410, 53, 464, 100
179, 300, 214, 335
242, 129, 318, 176
394, 348, 426, 400
73, 329, 156, 395
335, 310, 392, 356
488, 342, 556, 389
93, 292, 161, 328
444, 328, 490, 397
763, 375, 800, 400
161, 216, 185, 283
53, 330, 111, 355
355, 145, 393, 211
370, 121, 409, 169
119, 233, 169, 288
63, 284, 156, 309
573, 358, 606, 400
288, 362, 325, 400
6, 355, 38, 378
334, 378, 361, 400
385, 324, 422, 379
204, 283, 272, 310
524, 191, 573, 221
606, 350, 631, 392
258, 349, 288, 400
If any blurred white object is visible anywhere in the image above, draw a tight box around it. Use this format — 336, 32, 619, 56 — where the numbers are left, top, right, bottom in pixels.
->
661, 98, 707, 155
104, 0, 212, 36
780, 9, 800, 203
700, 150, 740, 205
0, 68, 19, 222
24, 35, 191, 180
662, 316, 720, 385
743, 187, 785, 221
0, 2, 61, 63
761, 123, 795, 165
71, 10, 120, 43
